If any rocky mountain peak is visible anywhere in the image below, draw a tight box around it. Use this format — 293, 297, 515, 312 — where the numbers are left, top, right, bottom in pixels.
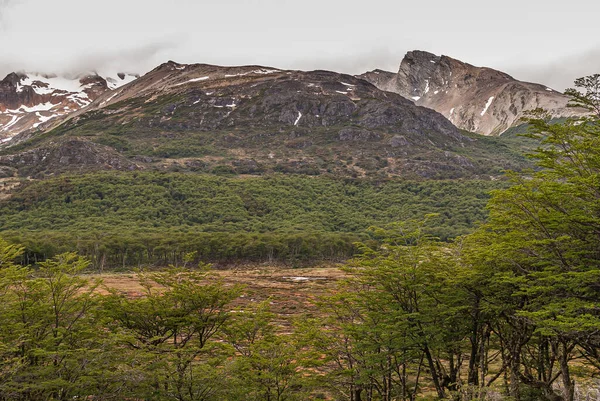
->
360, 50, 585, 136
0, 70, 139, 142
152, 60, 187, 73
1, 72, 26, 86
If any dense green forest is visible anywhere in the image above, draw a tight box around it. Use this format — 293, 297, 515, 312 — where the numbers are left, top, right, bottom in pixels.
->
0, 174, 501, 267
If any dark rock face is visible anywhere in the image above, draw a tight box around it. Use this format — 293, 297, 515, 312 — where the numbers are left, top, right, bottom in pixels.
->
390, 135, 409, 148
360, 50, 586, 136
338, 128, 381, 141
0, 138, 138, 177
0, 73, 36, 111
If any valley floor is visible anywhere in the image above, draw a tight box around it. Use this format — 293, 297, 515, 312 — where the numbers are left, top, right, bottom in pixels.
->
91, 265, 345, 322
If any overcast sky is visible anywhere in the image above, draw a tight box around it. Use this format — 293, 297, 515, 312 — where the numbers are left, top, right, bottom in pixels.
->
1, 0, 599, 90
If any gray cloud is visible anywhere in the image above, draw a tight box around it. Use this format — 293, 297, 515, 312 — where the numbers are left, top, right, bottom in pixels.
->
0, 0, 16, 29
0, 41, 177, 79
0, 0, 599, 90
65, 41, 181, 77
287, 47, 405, 75
502, 48, 600, 92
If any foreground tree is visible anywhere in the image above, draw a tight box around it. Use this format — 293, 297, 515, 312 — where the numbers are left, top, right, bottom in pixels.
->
565, 73, 600, 115
0, 251, 107, 401
222, 300, 311, 401
316, 220, 483, 401
102, 266, 242, 401
465, 75, 600, 401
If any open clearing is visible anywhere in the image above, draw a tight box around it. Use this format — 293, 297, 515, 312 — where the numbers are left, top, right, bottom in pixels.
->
89, 265, 348, 322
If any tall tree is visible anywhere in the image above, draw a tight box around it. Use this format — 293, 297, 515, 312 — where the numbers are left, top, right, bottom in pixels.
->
468, 74, 600, 400
102, 267, 241, 401
0, 252, 106, 401
318, 220, 476, 401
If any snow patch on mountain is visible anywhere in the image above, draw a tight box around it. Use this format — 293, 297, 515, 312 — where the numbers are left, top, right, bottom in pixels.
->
33, 112, 58, 128
18, 74, 87, 94
175, 77, 210, 86
481, 97, 494, 116
100, 72, 140, 90
1, 70, 140, 143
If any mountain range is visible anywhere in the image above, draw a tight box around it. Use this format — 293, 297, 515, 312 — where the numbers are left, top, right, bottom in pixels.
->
0, 51, 582, 182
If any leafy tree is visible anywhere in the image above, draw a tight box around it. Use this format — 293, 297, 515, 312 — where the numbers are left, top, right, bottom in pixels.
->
102, 266, 242, 401
222, 300, 313, 401
466, 74, 600, 401
0, 252, 105, 401
565, 74, 600, 115
317, 220, 476, 401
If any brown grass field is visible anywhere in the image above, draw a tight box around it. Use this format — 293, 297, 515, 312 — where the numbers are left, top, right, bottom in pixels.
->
88, 265, 348, 324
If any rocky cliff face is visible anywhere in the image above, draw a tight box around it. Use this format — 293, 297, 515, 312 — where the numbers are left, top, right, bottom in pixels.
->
360, 51, 584, 136
0, 72, 138, 142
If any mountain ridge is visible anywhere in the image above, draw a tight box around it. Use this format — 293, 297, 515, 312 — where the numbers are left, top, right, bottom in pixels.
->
0, 71, 139, 141
0, 60, 532, 180
359, 50, 585, 135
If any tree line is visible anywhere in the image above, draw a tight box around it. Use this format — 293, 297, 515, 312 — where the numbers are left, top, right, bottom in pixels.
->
0, 174, 500, 267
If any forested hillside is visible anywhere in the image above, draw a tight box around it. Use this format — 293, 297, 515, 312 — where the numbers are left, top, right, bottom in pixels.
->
0, 173, 501, 267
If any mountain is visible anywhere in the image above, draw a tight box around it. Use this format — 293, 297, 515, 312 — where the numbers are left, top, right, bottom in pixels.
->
360, 50, 584, 136
0, 71, 139, 141
0, 61, 533, 180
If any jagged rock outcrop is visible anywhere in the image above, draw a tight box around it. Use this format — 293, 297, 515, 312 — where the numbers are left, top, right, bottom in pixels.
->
360, 50, 585, 136
0, 138, 139, 177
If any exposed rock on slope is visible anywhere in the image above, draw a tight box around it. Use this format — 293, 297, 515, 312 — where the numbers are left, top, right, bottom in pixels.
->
0, 72, 138, 141
360, 50, 584, 136
0, 138, 138, 176
0, 61, 532, 179
84, 61, 461, 139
